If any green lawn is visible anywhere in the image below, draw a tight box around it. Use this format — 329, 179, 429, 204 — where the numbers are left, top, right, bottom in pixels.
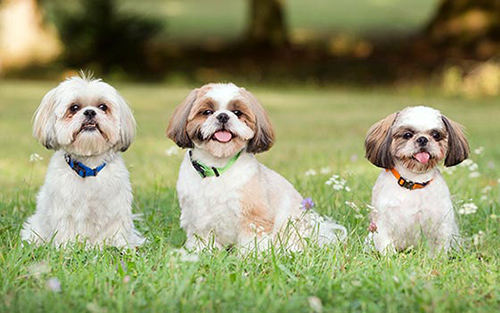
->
0, 80, 499, 312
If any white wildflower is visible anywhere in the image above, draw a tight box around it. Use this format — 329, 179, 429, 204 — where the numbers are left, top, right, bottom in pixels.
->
459, 159, 474, 167
29, 153, 43, 162
325, 175, 350, 192
472, 231, 485, 246
468, 163, 479, 171
305, 169, 317, 176
28, 261, 50, 278
469, 171, 481, 178
441, 166, 456, 175
319, 167, 331, 174
459, 159, 479, 172
345, 201, 359, 210
474, 146, 484, 155
46, 277, 61, 293
354, 214, 364, 219
458, 202, 478, 215
480, 195, 488, 202
308, 296, 323, 313
165, 146, 179, 156
481, 186, 492, 194
490, 214, 497, 219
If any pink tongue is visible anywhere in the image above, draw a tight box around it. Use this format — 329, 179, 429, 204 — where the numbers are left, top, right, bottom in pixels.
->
414, 152, 430, 164
214, 131, 232, 143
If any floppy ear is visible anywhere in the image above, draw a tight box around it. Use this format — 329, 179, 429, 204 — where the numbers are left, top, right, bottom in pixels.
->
33, 87, 60, 150
240, 88, 275, 154
442, 115, 469, 167
115, 91, 136, 152
166, 89, 198, 148
364, 112, 398, 168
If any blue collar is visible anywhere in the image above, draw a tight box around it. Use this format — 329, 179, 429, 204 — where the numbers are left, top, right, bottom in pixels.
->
64, 154, 107, 178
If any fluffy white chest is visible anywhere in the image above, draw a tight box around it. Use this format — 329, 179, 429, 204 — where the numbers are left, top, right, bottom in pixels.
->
35, 151, 132, 238
176, 153, 257, 245
371, 169, 458, 251
373, 170, 452, 225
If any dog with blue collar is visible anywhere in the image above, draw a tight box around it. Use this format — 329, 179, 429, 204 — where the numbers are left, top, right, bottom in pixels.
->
21, 75, 144, 248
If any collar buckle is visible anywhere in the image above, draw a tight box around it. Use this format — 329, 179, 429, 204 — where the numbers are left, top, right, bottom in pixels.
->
398, 177, 414, 189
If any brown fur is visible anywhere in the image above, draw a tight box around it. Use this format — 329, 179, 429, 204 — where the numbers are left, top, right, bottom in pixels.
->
390, 126, 448, 173
168, 84, 275, 156
239, 89, 275, 154
442, 116, 469, 167
166, 89, 199, 148
239, 175, 275, 236
365, 112, 398, 168
228, 99, 256, 130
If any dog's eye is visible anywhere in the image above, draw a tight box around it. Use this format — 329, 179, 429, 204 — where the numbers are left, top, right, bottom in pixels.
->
403, 132, 413, 139
98, 104, 108, 112
202, 110, 213, 115
232, 110, 243, 117
69, 104, 80, 113
431, 131, 442, 140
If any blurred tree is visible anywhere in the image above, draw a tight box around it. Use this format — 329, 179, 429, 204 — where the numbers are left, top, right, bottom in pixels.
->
425, 0, 500, 59
47, 0, 163, 75
0, 0, 61, 73
247, 0, 289, 48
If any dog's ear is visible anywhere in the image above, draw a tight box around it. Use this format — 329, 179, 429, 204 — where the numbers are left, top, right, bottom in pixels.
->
365, 112, 398, 168
33, 87, 60, 150
442, 115, 469, 167
239, 88, 275, 154
115, 90, 136, 152
166, 89, 199, 148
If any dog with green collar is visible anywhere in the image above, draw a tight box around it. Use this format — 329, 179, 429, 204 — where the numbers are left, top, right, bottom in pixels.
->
167, 83, 347, 252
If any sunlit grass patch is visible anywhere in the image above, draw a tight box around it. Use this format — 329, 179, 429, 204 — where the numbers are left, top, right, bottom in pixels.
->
0, 79, 499, 312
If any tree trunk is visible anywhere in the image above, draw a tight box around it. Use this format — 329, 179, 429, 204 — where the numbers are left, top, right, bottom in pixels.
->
247, 0, 289, 49
0, 0, 61, 73
424, 0, 500, 59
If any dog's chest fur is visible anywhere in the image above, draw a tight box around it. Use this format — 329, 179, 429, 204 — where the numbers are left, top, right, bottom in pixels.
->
176, 153, 259, 245
41, 151, 131, 237
372, 169, 454, 241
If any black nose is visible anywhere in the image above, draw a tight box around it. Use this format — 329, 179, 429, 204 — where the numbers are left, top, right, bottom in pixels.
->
84, 109, 96, 118
416, 136, 428, 146
217, 113, 229, 124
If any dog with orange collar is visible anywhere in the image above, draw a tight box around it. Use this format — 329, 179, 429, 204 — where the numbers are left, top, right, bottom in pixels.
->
364, 106, 469, 254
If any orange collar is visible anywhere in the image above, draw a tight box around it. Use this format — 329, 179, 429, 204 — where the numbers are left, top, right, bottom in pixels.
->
386, 168, 433, 190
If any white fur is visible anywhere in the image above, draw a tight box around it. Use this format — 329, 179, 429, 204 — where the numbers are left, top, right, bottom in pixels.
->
177, 151, 347, 252
172, 84, 347, 252
21, 75, 144, 248
368, 107, 461, 254
393, 106, 443, 131
370, 165, 459, 253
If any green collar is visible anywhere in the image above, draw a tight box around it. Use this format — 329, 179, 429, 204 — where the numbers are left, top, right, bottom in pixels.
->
189, 150, 242, 178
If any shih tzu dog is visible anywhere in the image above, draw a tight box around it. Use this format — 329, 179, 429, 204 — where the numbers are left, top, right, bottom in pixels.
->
167, 83, 347, 252
21, 75, 144, 247
365, 106, 469, 254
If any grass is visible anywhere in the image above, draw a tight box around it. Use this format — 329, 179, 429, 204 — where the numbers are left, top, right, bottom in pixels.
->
0, 79, 499, 312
